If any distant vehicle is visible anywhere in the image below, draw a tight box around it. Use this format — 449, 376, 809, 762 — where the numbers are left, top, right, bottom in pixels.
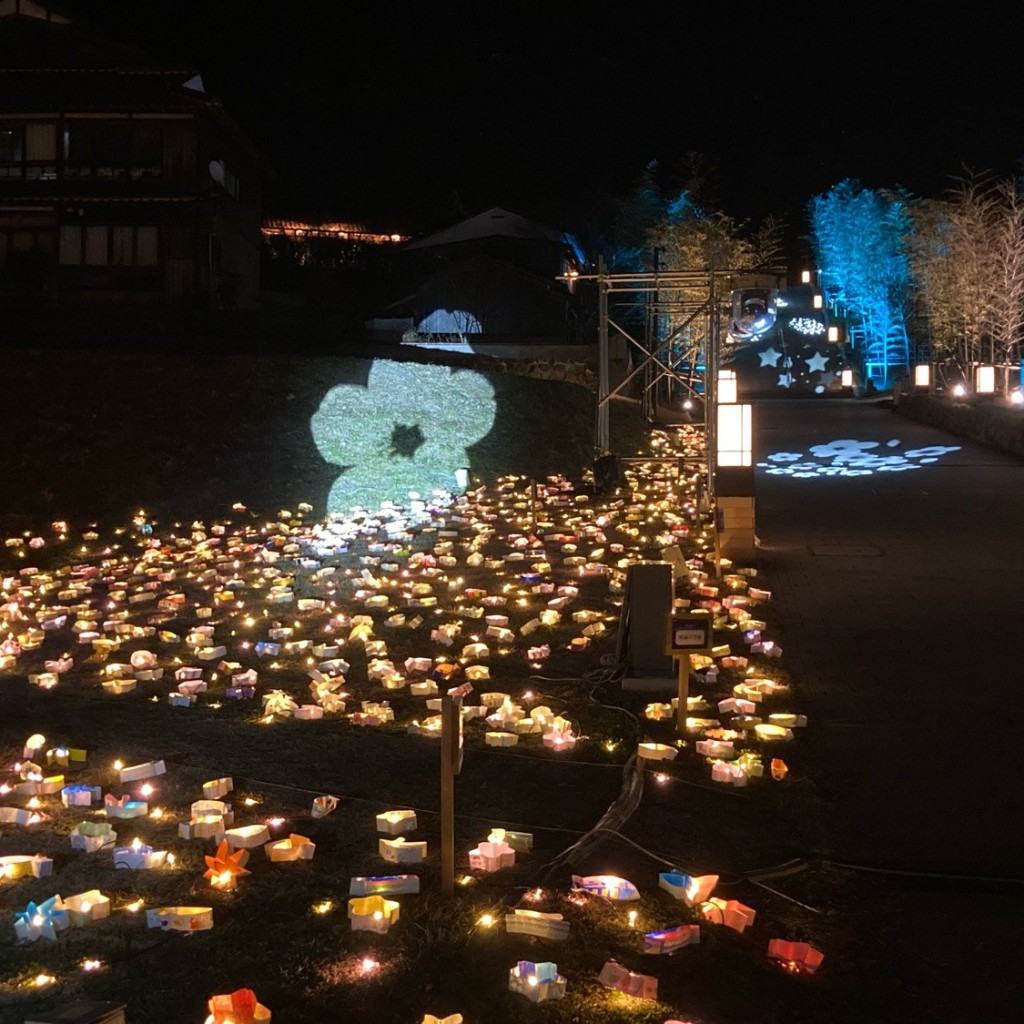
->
727, 288, 779, 343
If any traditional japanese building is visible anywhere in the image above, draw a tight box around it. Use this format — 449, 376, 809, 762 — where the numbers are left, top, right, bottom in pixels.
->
0, 0, 266, 308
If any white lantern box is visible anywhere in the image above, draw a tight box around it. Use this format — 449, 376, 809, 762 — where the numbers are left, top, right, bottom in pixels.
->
376, 810, 417, 835
696, 739, 735, 759
293, 705, 325, 720
224, 824, 270, 850
598, 959, 658, 1000
62, 889, 111, 926
102, 679, 136, 695
61, 785, 101, 807
348, 894, 400, 933
769, 713, 807, 728
70, 823, 116, 851
119, 760, 166, 784
113, 840, 168, 870
379, 837, 427, 864
349, 874, 420, 896
410, 680, 439, 697
468, 840, 515, 873
178, 815, 227, 841
266, 834, 315, 862
701, 897, 756, 933
638, 743, 677, 761
505, 910, 569, 940
104, 797, 149, 819
0, 854, 53, 879
146, 906, 213, 932
643, 923, 700, 954
168, 693, 195, 708
485, 732, 518, 748
508, 961, 565, 1003
197, 645, 228, 661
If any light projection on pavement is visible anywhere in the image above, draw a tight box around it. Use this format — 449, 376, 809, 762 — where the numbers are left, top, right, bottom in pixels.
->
758, 438, 961, 478
311, 360, 496, 512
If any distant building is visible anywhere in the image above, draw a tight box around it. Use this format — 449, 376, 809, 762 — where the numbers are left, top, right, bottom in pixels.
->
368, 207, 587, 354
0, 0, 267, 308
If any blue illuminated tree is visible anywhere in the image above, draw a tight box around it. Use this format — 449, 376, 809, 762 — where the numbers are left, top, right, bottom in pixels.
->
809, 180, 912, 385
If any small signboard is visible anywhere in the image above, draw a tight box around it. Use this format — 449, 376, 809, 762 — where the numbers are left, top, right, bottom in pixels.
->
665, 610, 713, 656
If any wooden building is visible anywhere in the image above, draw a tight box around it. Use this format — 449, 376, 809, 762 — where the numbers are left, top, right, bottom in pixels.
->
0, 0, 266, 308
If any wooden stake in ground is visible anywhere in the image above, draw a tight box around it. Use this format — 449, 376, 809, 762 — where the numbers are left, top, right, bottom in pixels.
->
440, 681, 472, 895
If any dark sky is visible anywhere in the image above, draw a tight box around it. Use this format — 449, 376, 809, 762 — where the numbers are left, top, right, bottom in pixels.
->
57, 1, 1024, 237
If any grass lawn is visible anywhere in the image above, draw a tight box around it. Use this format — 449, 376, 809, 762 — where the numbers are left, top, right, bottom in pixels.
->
0, 353, 854, 1023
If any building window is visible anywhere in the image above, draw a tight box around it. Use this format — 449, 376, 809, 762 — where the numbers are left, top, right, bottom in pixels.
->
24, 123, 57, 180
60, 224, 159, 266
84, 226, 109, 265
64, 123, 164, 181
0, 127, 24, 178
58, 225, 81, 265
136, 226, 158, 266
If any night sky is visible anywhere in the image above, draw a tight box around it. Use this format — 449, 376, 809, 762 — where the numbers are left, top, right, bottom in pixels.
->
56, 2, 1024, 238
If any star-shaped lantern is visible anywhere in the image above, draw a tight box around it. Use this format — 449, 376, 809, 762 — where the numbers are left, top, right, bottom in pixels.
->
14, 896, 69, 942
204, 839, 251, 890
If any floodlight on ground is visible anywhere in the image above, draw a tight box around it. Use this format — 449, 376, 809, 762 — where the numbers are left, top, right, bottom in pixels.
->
975, 365, 995, 394
1010, 389, 1024, 407
717, 370, 738, 405
951, 382, 968, 399
914, 364, 931, 389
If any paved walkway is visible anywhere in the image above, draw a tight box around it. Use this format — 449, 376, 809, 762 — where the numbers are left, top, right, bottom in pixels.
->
756, 398, 1024, 875
752, 398, 1024, 1021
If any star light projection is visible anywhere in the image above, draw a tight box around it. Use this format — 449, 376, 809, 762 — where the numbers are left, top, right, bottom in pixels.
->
310, 361, 497, 512
759, 439, 961, 477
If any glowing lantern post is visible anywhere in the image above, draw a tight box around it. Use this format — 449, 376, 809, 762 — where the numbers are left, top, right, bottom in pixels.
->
841, 369, 854, 389
717, 369, 738, 405
914, 364, 931, 390
715, 403, 755, 562
975, 364, 995, 394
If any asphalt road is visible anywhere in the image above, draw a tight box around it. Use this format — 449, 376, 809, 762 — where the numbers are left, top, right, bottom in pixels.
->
752, 397, 1024, 1022
755, 398, 1024, 876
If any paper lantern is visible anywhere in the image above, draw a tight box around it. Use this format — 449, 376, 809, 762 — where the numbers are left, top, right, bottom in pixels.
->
224, 825, 270, 850
468, 839, 515, 873
349, 874, 420, 896
376, 810, 417, 835
597, 959, 658, 1000
379, 837, 427, 864
571, 875, 639, 901
643, 924, 700, 953
767, 938, 824, 974
0, 853, 53, 879
206, 988, 271, 1024
13, 897, 69, 941
266, 834, 315, 862
701, 897, 756, 933
104, 795, 149, 819
204, 840, 251, 889
508, 961, 566, 1003
146, 906, 213, 932
62, 889, 111, 926
348, 894, 400, 933
505, 909, 569, 940
70, 821, 116, 852
113, 838, 169, 870
659, 871, 718, 906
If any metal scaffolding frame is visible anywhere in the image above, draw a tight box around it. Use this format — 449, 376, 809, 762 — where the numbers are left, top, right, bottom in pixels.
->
567, 260, 760, 473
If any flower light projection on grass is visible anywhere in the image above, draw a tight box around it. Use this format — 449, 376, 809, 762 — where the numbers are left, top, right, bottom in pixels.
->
310, 360, 496, 513
759, 438, 961, 478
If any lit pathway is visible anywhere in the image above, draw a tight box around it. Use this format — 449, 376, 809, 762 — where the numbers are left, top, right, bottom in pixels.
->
755, 397, 1024, 874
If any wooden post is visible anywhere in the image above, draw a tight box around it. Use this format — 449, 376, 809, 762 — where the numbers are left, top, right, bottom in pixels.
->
677, 655, 690, 737
440, 691, 456, 895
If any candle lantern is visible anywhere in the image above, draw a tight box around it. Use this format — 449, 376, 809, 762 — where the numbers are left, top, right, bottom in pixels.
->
348, 894, 400, 933
508, 961, 566, 1003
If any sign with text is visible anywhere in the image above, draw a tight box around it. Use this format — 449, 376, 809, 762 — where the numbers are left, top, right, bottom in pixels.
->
665, 610, 713, 656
